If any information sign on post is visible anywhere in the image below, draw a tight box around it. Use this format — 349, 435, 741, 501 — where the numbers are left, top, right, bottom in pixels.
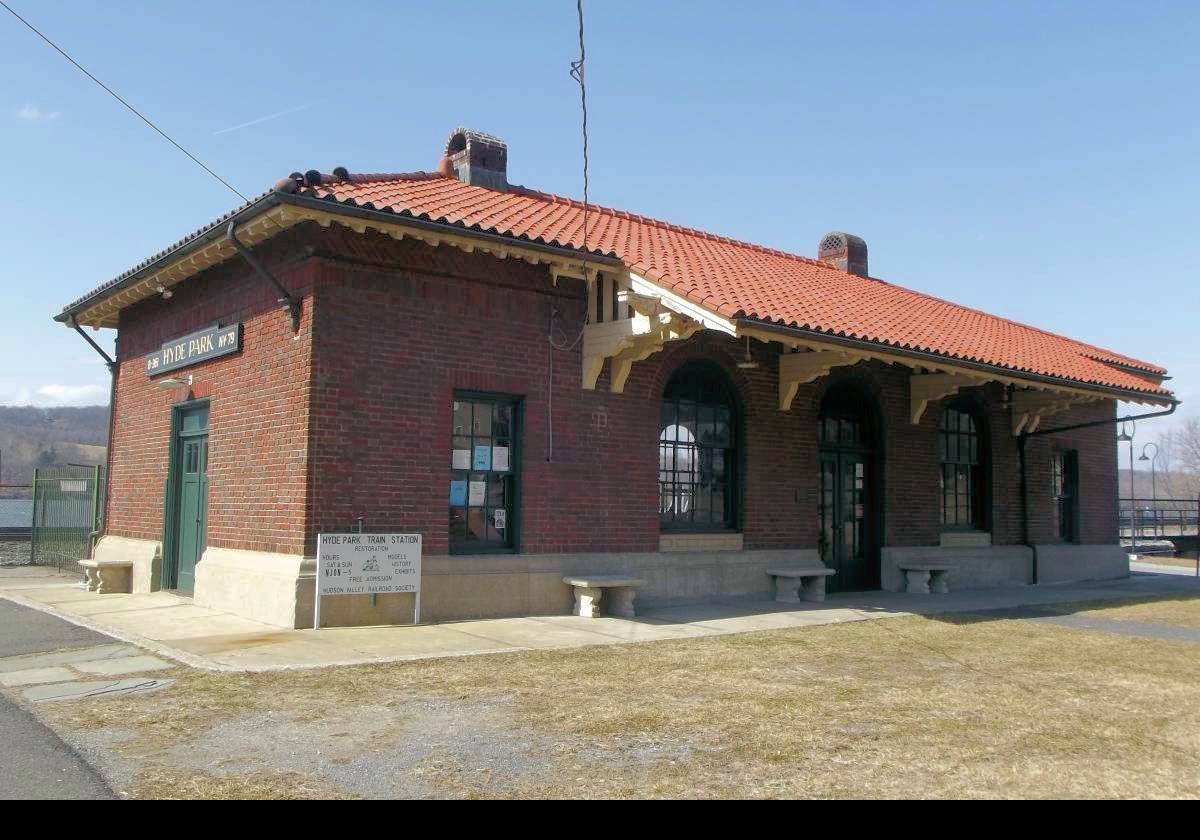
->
314, 533, 422, 629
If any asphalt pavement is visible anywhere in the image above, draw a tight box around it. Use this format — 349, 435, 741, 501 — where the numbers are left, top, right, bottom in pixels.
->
0, 599, 117, 800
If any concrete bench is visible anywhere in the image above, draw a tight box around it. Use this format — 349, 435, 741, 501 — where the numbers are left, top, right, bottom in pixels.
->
562, 576, 647, 618
896, 563, 954, 595
766, 567, 836, 603
79, 558, 132, 595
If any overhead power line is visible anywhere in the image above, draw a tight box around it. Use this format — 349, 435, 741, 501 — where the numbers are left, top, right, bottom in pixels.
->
0, 1, 251, 204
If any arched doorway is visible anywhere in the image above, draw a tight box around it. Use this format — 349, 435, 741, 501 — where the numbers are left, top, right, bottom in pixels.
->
817, 380, 881, 591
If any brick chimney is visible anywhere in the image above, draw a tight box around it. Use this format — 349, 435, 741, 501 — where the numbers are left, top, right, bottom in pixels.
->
442, 128, 508, 191
818, 232, 868, 277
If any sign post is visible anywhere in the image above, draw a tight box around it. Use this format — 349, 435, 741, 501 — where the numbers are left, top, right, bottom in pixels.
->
314, 533, 422, 630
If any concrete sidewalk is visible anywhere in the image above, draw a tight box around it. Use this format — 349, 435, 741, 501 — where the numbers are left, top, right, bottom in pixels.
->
1, 565, 1197, 673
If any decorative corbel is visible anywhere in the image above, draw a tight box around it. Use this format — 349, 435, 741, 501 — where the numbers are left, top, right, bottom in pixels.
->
778, 350, 860, 410
1011, 389, 1086, 435
582, 310, 701, 392
910, 373, 978, 424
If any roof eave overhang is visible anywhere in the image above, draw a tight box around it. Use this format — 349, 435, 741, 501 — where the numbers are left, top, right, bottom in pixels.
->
55, 194, 282, 327
735, 317, 1177, 407
55, 192, 624, 329
52, 191, 1176, 409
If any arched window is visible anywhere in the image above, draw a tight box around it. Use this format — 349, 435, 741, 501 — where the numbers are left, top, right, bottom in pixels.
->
659, 362, 738, 530
939, 403, 988, 529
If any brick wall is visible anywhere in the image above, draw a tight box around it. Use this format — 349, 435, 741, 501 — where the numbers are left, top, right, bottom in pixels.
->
108, 231, 314, 556
103, 220, 1122, 563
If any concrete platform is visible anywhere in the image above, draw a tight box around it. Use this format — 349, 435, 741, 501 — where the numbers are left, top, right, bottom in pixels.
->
2, 566, 1197, 673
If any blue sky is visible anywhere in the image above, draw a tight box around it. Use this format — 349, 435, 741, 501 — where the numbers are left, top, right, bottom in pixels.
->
1, 1, 1196, 452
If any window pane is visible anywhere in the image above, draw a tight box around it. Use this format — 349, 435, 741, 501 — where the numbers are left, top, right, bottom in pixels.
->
472, 403, 491, 437
449, 507, 468, 538
698, 405, 715, 445
467, 508, 487, 541
677, 401, 696, 441
488, 475, 506, 506
660, 401, 676, 440
453, 401, 472, 436
715, 406, 731, 446
493, 404, 511, 438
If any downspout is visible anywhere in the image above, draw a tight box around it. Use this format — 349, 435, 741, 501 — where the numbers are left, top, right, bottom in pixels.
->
1017, 400, 1178, 584
226, 220, 302, 332
69, 317, 117, 548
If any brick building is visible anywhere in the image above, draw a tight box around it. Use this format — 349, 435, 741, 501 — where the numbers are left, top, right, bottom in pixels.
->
57, 128, 1176, 628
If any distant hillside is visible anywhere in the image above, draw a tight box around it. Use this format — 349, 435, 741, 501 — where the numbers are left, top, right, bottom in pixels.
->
0, 406, 108, 493
1118, 468, 1199, 501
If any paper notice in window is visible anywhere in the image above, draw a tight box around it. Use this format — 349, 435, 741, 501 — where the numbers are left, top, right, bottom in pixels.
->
473, 445, 492, 471
449, 480, 467, 507
452, 449, 471, 470
468, 481, 486, 506
494, 508, 506, 530
492, 446, 509, 472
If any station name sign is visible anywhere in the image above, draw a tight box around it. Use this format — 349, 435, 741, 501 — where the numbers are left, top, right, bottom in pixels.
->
145, 323, 241, 376
314, 532, 423, 628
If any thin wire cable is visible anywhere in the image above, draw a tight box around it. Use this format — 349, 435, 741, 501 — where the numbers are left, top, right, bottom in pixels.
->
550, 0, 591, 354
548, 0, 592, 461
569, 0, 590, 274
1, 1, 252, 205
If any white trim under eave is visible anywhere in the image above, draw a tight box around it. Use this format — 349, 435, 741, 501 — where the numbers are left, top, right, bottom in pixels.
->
627, 272, 737, 336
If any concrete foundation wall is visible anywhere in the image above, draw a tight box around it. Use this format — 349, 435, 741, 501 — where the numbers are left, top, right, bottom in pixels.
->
882, 545, 1032, 591
195, 547, 823, 626
1035, 543, 1129, 584
194, 547, 311, 628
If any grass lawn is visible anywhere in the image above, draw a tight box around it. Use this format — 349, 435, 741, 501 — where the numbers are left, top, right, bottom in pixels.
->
36, 595, 1200, 799
1069, 594, 1200, 630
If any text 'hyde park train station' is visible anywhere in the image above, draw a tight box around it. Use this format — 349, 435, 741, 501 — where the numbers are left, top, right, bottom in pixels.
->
55, 128, 1176, 629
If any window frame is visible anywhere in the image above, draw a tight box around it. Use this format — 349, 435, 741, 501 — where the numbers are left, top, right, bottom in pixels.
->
1052, 448, 1080, 544
938, 400, 991, 532
658, 360, 742, 533
448, 390, 522, 555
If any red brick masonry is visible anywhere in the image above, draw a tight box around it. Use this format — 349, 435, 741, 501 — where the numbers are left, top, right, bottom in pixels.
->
107, 223, 1117, 563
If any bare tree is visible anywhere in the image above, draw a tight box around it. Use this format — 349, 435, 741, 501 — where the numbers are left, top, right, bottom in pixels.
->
1155, 428, 1177, 498
1181, 417, 1200, 477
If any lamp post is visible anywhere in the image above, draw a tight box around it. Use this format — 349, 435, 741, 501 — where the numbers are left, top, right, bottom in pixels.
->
1118, 421, 1136, 554
1139, 442, 1160, 539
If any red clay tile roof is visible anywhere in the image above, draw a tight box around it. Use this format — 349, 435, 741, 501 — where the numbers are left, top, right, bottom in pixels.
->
296, 171, 1170, 398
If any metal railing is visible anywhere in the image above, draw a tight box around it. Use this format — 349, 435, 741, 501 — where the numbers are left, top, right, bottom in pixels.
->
1118, 496, 1200, 540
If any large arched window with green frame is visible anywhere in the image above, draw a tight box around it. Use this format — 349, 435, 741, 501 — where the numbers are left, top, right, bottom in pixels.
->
658, 361, 739, 531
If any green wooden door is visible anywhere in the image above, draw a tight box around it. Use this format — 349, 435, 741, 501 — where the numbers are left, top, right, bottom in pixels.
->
173, 406, 209, 594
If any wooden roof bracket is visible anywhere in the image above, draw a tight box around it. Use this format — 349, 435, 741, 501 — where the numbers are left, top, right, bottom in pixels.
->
910, 372, 981, 424
582, 308, 702, 392
1010, 388, 1097, 436
777, 349, 861, 411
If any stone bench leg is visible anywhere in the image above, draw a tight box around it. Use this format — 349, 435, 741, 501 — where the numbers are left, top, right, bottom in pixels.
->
800, 576, 827, 603
904, 569, 931, 595
572, 586, 603, 618
774, 577, 802, 604
608, 587, 637, 618
929, 570, 950, 595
